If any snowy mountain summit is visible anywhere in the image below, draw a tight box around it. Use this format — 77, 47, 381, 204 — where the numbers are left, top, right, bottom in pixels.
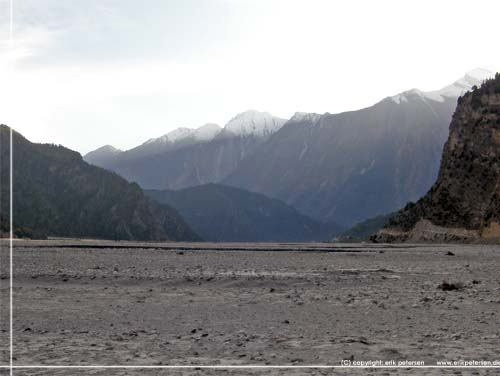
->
142, 110, 285, 148
390, 68, 495, 104
84, 110, 288, 190
144, 123, 222, 146
194, 123, 222, 141
224, 110, 286, 137
290, 112, 322, 123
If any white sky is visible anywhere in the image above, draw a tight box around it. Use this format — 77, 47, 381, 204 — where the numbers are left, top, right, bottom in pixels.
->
1, 0, 499, 154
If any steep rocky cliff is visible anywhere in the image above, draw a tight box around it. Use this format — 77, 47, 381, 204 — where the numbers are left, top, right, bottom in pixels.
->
374, 73, 500, 243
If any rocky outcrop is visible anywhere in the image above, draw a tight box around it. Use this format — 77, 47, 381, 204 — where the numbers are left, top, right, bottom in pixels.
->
374, 73, 500, 243
374, 219, 480, 243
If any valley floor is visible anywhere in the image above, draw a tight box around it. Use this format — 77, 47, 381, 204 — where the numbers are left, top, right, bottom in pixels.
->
0, 240, 499, 375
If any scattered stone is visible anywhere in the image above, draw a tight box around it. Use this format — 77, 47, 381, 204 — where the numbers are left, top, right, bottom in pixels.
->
340, 336, 370, 345
446, 251, 455, 256
438, 281, 465, 291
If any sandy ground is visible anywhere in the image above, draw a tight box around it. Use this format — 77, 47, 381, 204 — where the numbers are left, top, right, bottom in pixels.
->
0, 240, 499, 375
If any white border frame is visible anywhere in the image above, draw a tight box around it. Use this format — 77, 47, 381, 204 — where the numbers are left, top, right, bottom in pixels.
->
2, 1, 499, 373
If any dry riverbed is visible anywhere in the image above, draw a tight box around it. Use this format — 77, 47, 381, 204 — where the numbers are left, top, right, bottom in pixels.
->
0, 240, 499, 375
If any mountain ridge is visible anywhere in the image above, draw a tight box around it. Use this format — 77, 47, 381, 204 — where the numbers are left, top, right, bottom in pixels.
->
145, 183, 344, 242
85, 110, 286, 162
223, 69, 494, 226
84, 110, 287, 190
0, 125, 200, 241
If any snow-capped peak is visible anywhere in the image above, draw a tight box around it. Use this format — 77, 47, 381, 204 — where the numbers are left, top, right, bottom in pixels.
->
390, 88, 424, 104
290, 112, 322, 123
224, 110, 287, 137
389, 68, 495, 104
193, 123, 222, 141
144, 123, 221, 146
463, 68, 495, 83
143, 128, 190, 145
164, 127, 193, 143
141, 111, 286, 148
429, 68, 495, 100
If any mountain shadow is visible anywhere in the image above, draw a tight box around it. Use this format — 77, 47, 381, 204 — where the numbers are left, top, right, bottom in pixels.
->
146, 183, 344, 242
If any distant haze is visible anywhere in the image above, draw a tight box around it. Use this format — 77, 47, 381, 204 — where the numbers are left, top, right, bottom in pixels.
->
1, 0, 499, 154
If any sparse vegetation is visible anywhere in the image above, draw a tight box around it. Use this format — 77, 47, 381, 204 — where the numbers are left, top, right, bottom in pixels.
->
337, 212, 395, 242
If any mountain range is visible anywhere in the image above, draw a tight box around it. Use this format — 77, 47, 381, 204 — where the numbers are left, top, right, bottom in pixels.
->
85, 110, 286, 190
224, 69, 494, 226
86, 69, 494, 228
0, 125, 199, 241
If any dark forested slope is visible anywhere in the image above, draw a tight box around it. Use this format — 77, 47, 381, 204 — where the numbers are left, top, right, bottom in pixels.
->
0, 125, 199, 241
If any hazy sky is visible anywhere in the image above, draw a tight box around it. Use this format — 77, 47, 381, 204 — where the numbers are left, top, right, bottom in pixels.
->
1, 0, 500, 154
